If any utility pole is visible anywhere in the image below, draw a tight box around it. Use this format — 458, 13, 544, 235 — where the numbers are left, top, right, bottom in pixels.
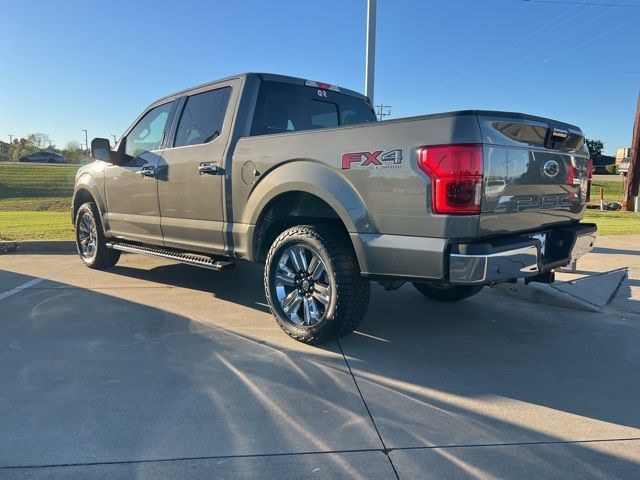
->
375, 104, 392, 120
622, 92, 640, 211
8, 134, 14, 144
365, 0, 376, 103
81, 129, 88, 155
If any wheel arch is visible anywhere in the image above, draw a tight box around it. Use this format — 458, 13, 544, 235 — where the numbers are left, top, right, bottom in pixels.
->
72, 174, 108, 233
242, 161, 374, 262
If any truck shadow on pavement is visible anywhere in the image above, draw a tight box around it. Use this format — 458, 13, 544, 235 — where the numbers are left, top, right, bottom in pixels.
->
108, 258, 640, 431
591, 246, 640, 256
109, 261, 272, 314
1, 260, 639, 478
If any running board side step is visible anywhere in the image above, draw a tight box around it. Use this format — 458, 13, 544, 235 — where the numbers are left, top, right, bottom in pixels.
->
106, 242, 235, 271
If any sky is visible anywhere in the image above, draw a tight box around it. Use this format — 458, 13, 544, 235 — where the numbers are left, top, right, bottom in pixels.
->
1, 0, 639, 155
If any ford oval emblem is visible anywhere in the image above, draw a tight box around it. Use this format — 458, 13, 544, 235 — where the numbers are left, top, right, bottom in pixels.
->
543, 160, 560, 178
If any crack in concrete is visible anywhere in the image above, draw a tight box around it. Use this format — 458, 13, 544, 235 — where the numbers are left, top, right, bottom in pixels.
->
2, 438, 639, 471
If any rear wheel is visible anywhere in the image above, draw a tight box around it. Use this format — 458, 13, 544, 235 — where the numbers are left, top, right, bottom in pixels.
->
75, 202, 120, 269
412, 282, 483, 302
264, 225, 370, 345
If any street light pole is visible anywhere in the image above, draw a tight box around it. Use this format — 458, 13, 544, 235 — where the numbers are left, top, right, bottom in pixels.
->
365, 0, 377, 103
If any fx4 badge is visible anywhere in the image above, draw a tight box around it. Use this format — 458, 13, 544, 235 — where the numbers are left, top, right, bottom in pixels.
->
342, 149, 403, 170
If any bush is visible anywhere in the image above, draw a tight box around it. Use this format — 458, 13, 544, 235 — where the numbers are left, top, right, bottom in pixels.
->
604, 164, 617, 175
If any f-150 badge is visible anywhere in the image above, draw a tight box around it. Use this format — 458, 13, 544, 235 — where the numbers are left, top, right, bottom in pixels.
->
341, 149, 403, 170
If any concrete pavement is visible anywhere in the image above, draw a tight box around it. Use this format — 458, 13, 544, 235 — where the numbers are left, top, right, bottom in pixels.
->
567, 235, 640, 314
0, 247, 639, 479
494, 235, 640, 314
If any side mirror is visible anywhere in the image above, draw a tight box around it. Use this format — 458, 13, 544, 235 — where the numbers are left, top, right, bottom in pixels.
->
90, 138, 112, 161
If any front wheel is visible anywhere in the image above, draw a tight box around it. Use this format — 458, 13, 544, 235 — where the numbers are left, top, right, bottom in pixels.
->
264, 225, 370, 345
75, 202, 120, 269
412, 282, 483, 302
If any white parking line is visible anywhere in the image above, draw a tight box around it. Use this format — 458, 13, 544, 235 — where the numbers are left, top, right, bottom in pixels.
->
0, 264, 78, 302
0, 278, 45, 301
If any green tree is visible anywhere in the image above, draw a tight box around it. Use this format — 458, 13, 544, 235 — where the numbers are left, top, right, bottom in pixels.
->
0, 141, 10, 161
60, 141, 84, 163
586, 139, 604, 158
13, 138, 30, 160
26, 133, 52, 150
6, 133, 59, 160
12, 147, 23, 160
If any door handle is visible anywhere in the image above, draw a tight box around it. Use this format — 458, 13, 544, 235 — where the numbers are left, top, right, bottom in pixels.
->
135, 166, 156, 178
199, 162, 224, 175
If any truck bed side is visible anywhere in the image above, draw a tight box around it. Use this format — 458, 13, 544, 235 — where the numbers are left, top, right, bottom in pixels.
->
232, 111, 483, 240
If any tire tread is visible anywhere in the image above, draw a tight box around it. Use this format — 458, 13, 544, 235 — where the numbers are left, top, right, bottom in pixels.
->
264, 225, 369, 345
75, 202, 120, 269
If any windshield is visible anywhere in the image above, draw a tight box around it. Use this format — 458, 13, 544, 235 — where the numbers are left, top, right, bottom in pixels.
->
250, 81, 376, 136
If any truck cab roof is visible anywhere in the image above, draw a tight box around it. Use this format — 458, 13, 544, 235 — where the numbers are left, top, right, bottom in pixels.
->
156, 72, 369, 106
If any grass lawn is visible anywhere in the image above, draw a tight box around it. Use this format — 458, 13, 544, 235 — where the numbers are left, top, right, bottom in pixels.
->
590, 179, 624, 203
583, 209, 640, 236
0, 196, 71, 211
0, 164, 76, 240
0, 211, 74, 241
585, 178, 640, 235
0, 164, 77, 199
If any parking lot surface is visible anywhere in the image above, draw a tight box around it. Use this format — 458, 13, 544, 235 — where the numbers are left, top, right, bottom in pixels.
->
0, 251, 639, 479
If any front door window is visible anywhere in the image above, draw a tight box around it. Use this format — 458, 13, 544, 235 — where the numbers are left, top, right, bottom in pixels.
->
125, 102, 173, 158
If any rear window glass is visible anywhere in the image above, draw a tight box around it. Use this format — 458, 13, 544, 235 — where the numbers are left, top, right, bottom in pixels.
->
250, 81, 376, 136
310, 100, 338, 128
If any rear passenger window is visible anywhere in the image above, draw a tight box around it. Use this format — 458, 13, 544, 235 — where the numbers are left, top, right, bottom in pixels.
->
310, 101, 338, 129
174, 87, 231, 147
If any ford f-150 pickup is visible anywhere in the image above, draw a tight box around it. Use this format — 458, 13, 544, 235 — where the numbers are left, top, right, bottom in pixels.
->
73, 72, 596, 344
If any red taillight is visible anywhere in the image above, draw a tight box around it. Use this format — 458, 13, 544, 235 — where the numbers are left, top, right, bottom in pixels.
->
566, 164, 575, 186
418, 144, 483, 215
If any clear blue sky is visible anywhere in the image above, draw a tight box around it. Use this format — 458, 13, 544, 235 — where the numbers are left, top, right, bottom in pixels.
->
1, 0, 639, 155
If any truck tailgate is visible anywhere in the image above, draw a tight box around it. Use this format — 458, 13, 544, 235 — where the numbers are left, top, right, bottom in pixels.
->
477, 112, 589, 236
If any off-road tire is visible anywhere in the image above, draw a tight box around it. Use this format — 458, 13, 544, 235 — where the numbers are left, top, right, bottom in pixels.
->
412, 282, 483, 302
264, 225, 370, 345
75, 201, 120, 269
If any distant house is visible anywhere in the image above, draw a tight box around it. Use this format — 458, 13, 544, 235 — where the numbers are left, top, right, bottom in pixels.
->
592, 155, 615, 174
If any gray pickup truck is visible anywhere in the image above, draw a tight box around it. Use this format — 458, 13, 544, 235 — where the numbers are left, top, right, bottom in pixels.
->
73, 72, 596, 344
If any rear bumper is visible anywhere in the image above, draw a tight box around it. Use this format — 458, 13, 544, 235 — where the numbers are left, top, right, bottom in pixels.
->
449, 245, 539, 284
449, 223, 597, 284
351, 223, 597, 285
